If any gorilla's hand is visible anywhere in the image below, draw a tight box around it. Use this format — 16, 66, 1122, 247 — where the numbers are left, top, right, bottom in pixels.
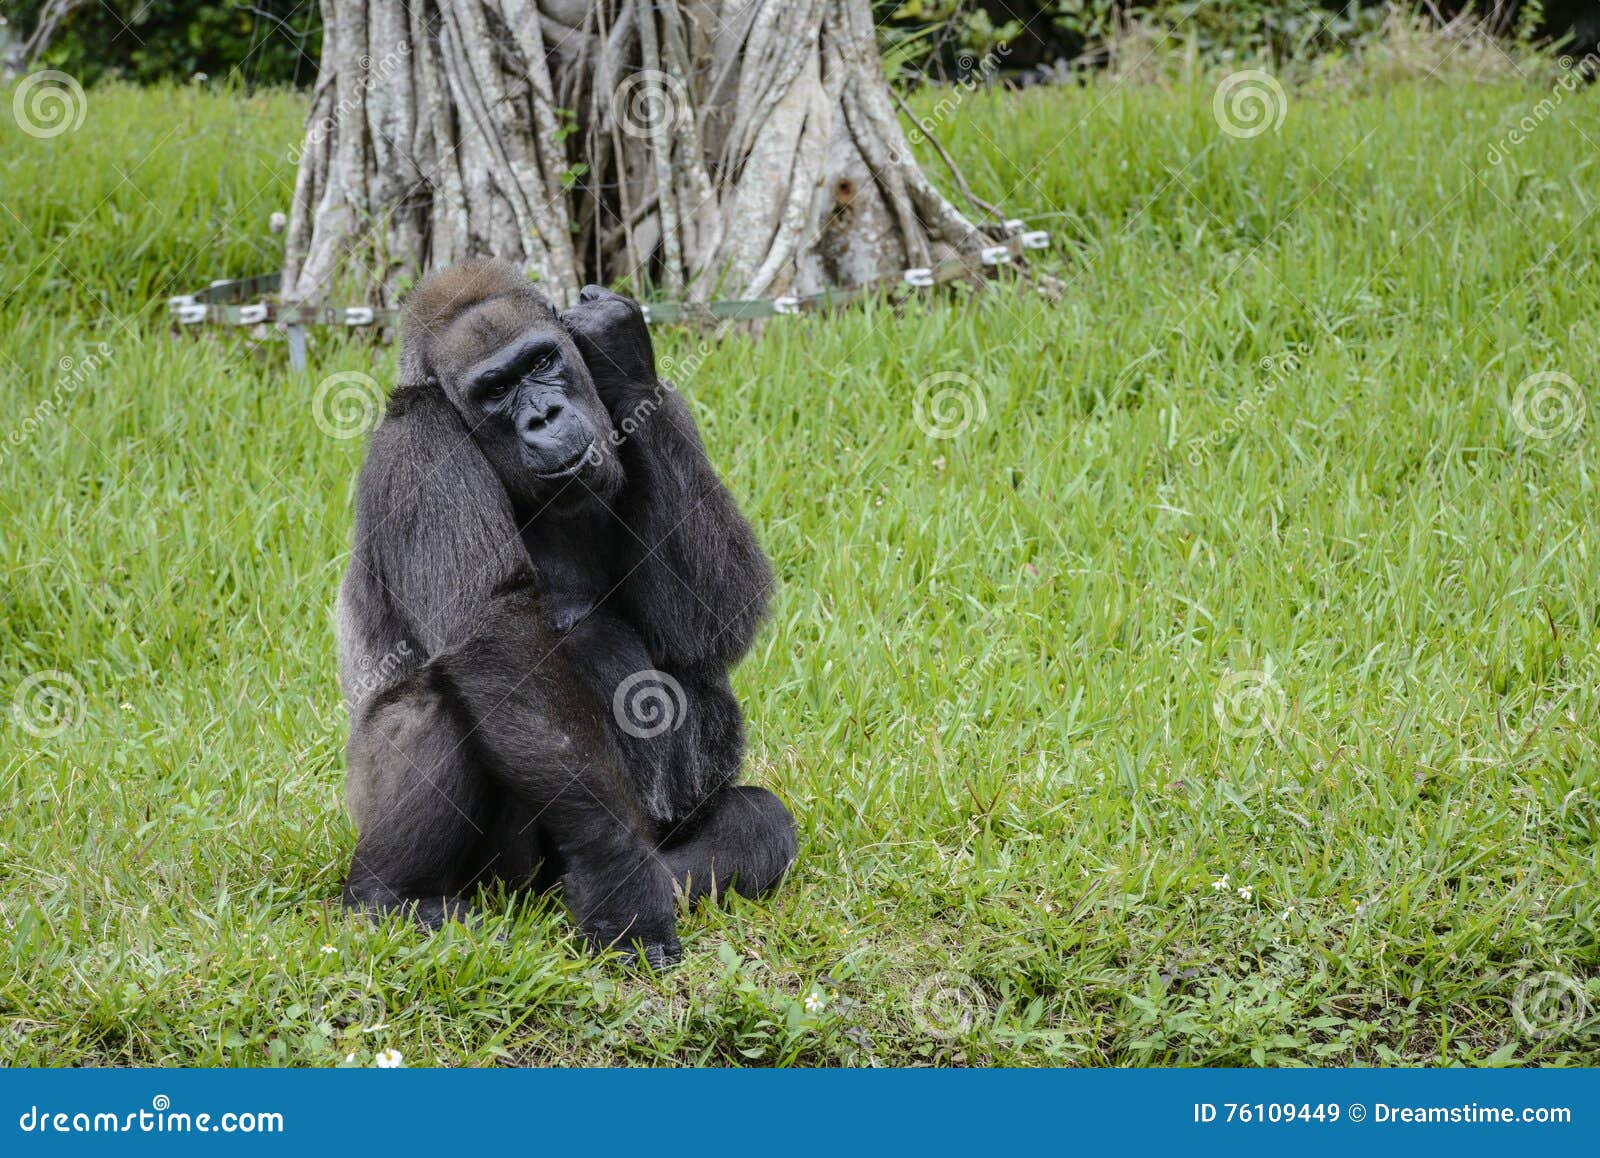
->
560, 285, 657, 409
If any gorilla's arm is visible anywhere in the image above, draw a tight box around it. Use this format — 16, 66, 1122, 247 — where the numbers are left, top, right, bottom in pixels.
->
561, 288, 773, 671
342, 384, 534, 665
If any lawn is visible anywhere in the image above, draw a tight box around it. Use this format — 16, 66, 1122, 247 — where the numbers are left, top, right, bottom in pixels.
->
1, 58, 1598, 1066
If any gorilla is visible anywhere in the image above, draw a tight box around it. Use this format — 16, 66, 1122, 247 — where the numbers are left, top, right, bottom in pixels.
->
333, 260, 795, 967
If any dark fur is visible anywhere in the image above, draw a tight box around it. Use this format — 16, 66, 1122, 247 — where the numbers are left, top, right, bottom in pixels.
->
334, 260, 792, 966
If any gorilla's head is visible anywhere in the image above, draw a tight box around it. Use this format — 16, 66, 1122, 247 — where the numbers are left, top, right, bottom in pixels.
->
399, 260, 624, 510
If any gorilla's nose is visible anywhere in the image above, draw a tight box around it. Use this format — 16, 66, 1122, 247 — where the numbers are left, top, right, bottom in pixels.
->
521, 394, 565, 439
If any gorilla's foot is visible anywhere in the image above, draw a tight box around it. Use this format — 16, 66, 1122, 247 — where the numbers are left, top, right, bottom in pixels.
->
563, 860, 681, 969
341, 887, 479, 931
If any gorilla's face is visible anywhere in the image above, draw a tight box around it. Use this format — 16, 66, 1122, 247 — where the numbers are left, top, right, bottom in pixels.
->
431, 293, 623, 510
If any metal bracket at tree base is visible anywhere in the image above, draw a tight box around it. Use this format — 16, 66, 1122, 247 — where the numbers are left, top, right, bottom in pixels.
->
165, 227, 1050, 370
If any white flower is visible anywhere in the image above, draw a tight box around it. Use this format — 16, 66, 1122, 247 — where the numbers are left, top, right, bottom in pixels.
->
320, 944, 337, 955
803, 990, 826, 1014
1237, 885, 1253, 901
374, 1048, 403, 1068
269, 211, 287, 234
344, 1052, 356, 1064
1280, 906, 1294, 920
1211, 874, 1230, 891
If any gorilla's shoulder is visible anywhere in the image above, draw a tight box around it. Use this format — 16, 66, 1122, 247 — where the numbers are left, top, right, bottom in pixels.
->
385, 381, 432, 418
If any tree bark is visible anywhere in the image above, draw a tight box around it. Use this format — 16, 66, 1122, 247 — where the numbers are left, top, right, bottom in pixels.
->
282, 0, 998, 309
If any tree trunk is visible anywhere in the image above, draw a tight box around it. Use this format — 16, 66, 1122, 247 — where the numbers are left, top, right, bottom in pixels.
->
282, 0, 998, 309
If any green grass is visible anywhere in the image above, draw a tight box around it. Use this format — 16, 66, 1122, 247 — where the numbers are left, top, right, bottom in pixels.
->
1, 63, 1598, 1067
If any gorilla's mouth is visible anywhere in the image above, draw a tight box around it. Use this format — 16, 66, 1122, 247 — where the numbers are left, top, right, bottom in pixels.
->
532, 440, 595, 480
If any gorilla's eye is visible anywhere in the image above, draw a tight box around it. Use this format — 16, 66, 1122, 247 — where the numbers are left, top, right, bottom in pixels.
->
476, 379, 508, 402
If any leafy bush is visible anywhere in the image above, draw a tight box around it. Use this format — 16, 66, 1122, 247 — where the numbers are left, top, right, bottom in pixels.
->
7, 1, 1597, 88
5, 0, 320, 87
878, 2, 1597, 76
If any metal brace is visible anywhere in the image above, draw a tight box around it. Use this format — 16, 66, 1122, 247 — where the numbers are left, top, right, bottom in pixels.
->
173, 301, 209, 325
239, 303, 269, 325
773, 296, 801, 315
343, 307, 375, 325
1003, 218, 1025, 234
1021, 231, 1050, 250
903, 267, 935, 287
980, 245, 1013, 265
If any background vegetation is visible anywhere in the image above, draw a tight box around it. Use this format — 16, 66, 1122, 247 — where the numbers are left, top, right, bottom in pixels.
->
1, 27, 1597, 1063
7, 1, 1598, 87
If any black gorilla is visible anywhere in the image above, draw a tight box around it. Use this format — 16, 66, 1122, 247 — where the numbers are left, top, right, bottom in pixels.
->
334, 260, 794, 966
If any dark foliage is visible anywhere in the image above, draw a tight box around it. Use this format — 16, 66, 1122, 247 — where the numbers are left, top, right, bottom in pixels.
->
8, 0, 320, 86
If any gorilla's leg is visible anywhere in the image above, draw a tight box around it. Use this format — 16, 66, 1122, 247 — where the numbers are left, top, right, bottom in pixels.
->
464, 794, 563, 895
660, 786, 796, 904
436, 609, 682, 967
342, 678, 489, 929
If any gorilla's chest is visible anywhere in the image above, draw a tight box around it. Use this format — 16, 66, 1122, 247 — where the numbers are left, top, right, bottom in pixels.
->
518, 516, 739, 823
